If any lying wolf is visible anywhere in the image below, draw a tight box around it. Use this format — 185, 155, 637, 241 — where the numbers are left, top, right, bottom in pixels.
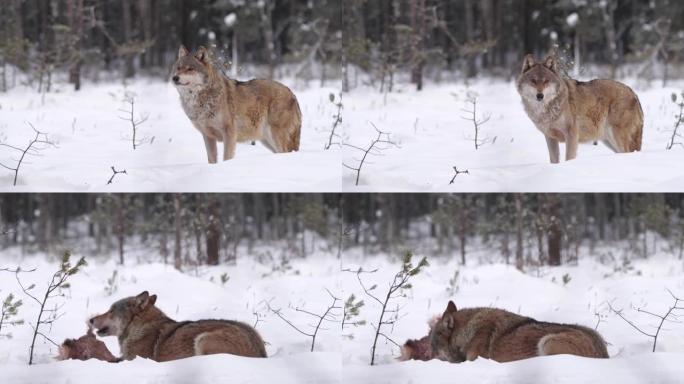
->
517, 54, 643, 163
89, 291, 266, 361
172, 45, 301, 163
430, 301, 608, 363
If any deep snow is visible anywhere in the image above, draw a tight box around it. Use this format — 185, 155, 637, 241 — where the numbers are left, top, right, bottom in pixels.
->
341, 247, 684, 383
0, 78, 341, 192
0, 248, 342, 383
343, 79, 684, 191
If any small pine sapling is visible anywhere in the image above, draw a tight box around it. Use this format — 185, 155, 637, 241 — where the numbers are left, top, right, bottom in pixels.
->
351, 251, 429, 365
325, 93, 343, 149
342, 294, 365, 339
666, 92, 684, 150
446, 269, 460, 296
0, 293, 24, 338
104, 270, 118, 296
15, 251, 87, 365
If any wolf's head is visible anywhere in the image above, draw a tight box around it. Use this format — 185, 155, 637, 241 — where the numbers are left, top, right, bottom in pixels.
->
430, 301, 467, 363
89, 291, 158, 338
172, 46, 213, 89
517, 54, 562, 103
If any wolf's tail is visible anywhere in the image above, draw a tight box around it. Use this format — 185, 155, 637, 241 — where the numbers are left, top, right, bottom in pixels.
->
630, 97, 644, 152
289, 98, 302, 152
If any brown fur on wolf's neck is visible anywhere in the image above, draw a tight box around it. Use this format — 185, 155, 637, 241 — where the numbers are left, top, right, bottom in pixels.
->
174, 45, 301, 163
516, 54, 643, 163
430, 301, 609, 363
90, 291, 267, 362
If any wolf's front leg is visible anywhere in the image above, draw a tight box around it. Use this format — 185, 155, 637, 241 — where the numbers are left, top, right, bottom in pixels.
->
203, 135, 218, 164
545, 136, 560, 164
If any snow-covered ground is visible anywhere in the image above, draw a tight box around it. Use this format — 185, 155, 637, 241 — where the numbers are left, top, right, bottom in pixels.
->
341, 247, 684, 383
0, 78, 341, 192
343, 79, 684, 191
0, 248, 341, 383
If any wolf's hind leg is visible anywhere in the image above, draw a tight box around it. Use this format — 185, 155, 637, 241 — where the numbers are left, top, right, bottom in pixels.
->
565, 130, 579, 161
537, 332, 604, 358
222, 127, 237, 161
260, 138, 278, 153
194, 330, 262, 358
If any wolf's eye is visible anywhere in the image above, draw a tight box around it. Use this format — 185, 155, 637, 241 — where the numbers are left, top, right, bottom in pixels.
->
531, 79, 537, 85
187, 68, 194, 72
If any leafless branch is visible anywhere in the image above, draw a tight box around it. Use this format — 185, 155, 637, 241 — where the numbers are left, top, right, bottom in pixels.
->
449, 166, 470, 184
608, 289, 684, 352
343, 123, 398, 186
118, 96, 151, 150
460, 94, 493, 150
666, 95, 684, 150
265, 288, 341, 352
325, 93, 343, 150
107, 166, 128, 185
0, 123, 56, 186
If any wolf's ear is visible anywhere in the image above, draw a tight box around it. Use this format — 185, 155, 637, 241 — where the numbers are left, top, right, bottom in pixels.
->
178, 45, 189, 59
148, 294, 157, 306
195, 46, 209, 64
445, 300, 457, 314
543, 55, 558, 73
521, 54, 536, 73
135, 291, 150, 307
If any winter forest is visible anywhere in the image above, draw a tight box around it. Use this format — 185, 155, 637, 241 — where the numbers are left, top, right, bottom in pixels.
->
2, 193, 684, 383
1, 0, 684, 383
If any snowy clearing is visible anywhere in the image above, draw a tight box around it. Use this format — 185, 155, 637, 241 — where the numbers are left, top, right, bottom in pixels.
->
0, 249, 341, 384
343, 79, 684, 192
341, 248, 684, 383
0, 79, 341, 192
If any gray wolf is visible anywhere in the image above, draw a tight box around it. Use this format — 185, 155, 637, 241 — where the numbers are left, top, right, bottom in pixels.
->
89, 291, 267, 361
57, 327, 121, 362
517, 54, 643, 163
172, 45, 301, 163
430, 301, 608, 363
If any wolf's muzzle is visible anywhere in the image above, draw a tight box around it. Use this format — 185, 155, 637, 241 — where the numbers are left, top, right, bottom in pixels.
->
536, 93, 544, 101
172, 75, 180, 84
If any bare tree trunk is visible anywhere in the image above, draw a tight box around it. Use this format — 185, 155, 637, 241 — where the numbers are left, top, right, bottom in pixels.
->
260, 0, 276, 79
137, 0, 152, 68
173, 194, 182, 271
464, 0, 477, 78
547, 195, 562, 266
67, 0, 84, 90
122, 0, 135, 78
409, 0, 426, 90
114, 196, 125, 265
515, 194, 524, 271
11, 0, 25, 67
206, 196, 220, 265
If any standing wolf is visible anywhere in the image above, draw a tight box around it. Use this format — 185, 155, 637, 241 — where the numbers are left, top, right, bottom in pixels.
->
172, 45, 301, 163
430, 301, 608, 363
517, 54, 643, 163
89, 291, 267, 361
